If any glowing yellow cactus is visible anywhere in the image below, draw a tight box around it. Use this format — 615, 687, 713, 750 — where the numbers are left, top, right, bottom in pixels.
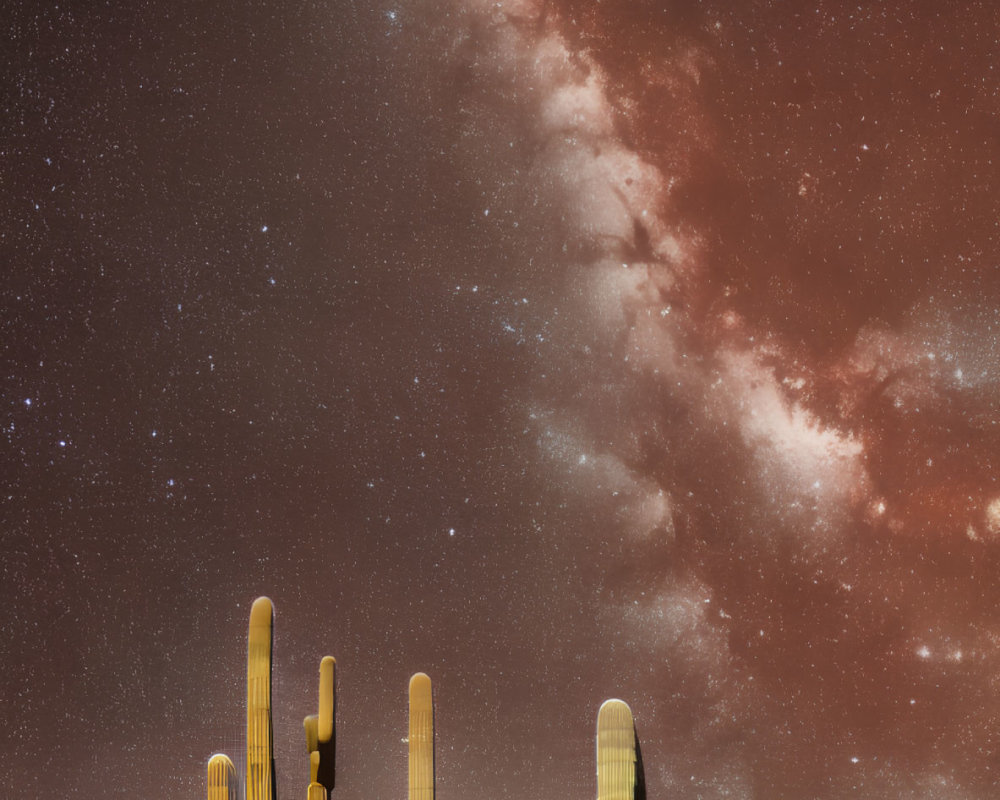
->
304, 655, 336, 796
408, 672, 434, 800
207, 753, 236, 800
596, 699, 636, 800
304, 715, 319, 755
318, 656, 335, 743
247, 597, 275, 800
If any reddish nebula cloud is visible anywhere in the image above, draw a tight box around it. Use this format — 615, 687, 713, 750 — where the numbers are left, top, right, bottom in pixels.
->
5, 1, 1000, 797
467, 0, 1000, 794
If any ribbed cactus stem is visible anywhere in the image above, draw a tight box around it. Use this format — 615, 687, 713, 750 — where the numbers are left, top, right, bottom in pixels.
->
408, 672, 434, 800
207, 753, 236, 800
247, 597, 275, 800
307, 780, 327, 800
596, 699, 636, 800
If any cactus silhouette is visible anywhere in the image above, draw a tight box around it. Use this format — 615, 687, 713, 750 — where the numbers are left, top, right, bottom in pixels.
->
408, 672, 435, 800
208, 601, 653, 800
304, 655, 336, 798
247, 597, 276, 800
206, 753, 237, 800
596, 699, 637, 800
207, 597, 646, 800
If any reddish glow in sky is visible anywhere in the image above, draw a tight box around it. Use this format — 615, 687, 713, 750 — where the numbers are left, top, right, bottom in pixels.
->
5, 1, 1000, 797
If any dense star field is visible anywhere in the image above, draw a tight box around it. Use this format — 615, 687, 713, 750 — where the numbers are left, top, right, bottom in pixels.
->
5, 1, 1000, 797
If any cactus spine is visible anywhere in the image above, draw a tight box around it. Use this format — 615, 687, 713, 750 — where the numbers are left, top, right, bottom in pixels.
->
408, 672, 434, 800
247, 597, 276, 800
596, 699, 636, 800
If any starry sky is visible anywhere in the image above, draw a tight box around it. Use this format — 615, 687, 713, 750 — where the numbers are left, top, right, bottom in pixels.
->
5, 1, 1000, 797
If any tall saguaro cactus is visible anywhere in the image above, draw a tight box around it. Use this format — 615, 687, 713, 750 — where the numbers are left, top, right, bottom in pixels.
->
596, 699, 637, 800
247, 596, 276, 800
206, 753, 237, 800
304, 655, 337, 798
204, 601, 451, 800
203, 599, 654, 800
408, 672, 434, 800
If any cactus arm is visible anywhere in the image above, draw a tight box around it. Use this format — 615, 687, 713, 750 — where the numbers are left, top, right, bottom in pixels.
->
304, 715, 319, 754
316, 656, 336, 791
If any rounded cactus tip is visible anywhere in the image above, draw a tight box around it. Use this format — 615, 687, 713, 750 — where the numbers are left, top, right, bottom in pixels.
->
409, 672, 433, 710
304, 715, 319, 752
249, 596, 273, 625
409, 671, 432, 691
207, 753, 235, 768
319, 656, 335, 688
597, 698, 634, 731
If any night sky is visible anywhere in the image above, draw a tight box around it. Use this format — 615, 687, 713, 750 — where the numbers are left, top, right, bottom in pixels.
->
5, 1, 1000, 797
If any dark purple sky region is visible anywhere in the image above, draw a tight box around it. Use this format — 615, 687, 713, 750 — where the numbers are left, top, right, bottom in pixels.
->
5, 1, 1000, 797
